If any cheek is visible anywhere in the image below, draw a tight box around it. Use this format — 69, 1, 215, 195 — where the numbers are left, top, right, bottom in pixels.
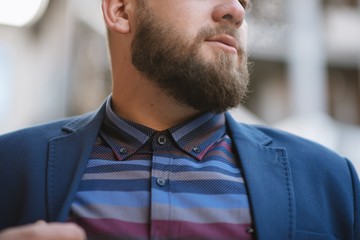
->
239, 21, 248, 47
162, 6, 211, 40
171, 18, 201, 41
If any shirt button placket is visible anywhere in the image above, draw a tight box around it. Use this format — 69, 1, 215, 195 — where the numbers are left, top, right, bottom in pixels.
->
155, 135, 168, 187
151, 133, 171, 239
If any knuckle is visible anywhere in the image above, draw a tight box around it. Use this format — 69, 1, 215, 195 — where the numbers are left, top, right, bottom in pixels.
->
64, 223, 86, 239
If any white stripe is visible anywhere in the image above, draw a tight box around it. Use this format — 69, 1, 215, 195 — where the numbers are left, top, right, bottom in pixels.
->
72, 203, 251, 224
72, 204, 148, 223
82, 170, 150, 180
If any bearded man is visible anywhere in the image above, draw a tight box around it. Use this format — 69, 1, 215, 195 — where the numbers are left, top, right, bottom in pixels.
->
0, 0, 359, 240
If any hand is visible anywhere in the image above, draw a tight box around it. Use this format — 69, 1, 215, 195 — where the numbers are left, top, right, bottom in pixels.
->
0, 221, 86, 240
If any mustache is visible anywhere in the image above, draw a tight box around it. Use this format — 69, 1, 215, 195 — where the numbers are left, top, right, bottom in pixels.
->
196, 25, 244, 52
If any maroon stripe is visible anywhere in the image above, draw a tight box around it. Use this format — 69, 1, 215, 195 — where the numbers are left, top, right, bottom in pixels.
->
74, 218, 148, 238
74, 218, 254, 239
152, 220, 253, 239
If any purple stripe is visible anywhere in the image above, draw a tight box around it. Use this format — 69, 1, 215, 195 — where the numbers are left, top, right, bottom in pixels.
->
74, 217, 148, 238
74, 218, 254, 239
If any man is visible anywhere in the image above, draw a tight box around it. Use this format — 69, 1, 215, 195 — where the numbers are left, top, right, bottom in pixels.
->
0, 0, 359, 239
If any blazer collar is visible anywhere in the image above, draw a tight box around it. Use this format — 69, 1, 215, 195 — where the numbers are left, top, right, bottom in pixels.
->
47, 100, 107, 221
225, 112, 296, 240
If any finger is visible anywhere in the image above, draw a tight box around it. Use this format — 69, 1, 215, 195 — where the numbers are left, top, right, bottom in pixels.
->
35, 220, 47, 225
43, 222, 86, 240
0, 222, 86, 240
31, 222, 86, 240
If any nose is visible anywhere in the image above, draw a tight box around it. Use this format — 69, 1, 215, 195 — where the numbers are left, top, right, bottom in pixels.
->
212, 1, 245, 28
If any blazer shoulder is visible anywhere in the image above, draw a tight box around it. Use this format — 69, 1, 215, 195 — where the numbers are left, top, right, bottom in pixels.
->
254, 124, 337, 152
253, 124, 344, 156
228, 117, 349, 168
0, 110, 98, 150
248, 124, 359, 179
226, 113, 345, 162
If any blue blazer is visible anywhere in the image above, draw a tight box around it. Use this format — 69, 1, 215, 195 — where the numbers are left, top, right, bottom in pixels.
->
1, 102, 359, 240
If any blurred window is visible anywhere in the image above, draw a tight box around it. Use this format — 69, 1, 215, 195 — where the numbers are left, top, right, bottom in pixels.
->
0, 45, 11, 126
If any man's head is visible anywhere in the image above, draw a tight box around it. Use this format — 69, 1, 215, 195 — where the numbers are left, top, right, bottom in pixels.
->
103, 0, 250, 113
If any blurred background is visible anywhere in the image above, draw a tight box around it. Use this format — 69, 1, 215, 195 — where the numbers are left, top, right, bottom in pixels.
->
0, 0, 359, 171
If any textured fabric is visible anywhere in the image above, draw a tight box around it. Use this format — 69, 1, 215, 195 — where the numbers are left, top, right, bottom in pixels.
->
1, 99, 359, 239
70, 99, 254, 240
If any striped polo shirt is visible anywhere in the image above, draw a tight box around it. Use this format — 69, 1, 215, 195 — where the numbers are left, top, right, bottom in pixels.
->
70, 99, 255, 240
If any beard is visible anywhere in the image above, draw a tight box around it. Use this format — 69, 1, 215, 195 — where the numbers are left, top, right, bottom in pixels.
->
131, 3, 250, 113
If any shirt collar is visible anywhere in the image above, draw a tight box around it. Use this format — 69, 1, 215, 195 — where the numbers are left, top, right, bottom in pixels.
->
102, 97, 226, 161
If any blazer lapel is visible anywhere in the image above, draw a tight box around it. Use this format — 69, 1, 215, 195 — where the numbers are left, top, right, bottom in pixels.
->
47, 106, 105, 221
226, 113, 296, 240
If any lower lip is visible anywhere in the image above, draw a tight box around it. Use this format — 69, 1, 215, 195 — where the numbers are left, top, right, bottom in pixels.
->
205, 41, 237, 54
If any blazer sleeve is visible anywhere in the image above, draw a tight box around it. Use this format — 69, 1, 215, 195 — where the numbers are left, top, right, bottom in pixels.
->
346, 159, 360, 240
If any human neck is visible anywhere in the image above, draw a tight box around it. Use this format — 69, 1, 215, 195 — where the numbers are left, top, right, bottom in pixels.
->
111, 76, 201, 131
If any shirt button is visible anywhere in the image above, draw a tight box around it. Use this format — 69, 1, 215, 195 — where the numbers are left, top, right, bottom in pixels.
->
245, 227, 255, 234
119, 147, 127, 154
193, 147, 201, 153
157, 135, 167, 145
156, 178, 166, 186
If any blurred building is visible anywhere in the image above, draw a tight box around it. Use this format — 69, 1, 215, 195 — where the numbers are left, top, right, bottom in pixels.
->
246, 0, 360, 170
0, 0, 359, 170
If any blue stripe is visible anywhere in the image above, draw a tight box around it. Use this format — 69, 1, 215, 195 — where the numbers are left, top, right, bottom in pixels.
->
79, 179, 150, 191
154, 189, 250, 209
79, 178, 246, 194
73, 190, 249, 209
86, 163, 151, 173
168, 179, 247, 194
73, 191, 149, 207
87, 159, 151, 167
